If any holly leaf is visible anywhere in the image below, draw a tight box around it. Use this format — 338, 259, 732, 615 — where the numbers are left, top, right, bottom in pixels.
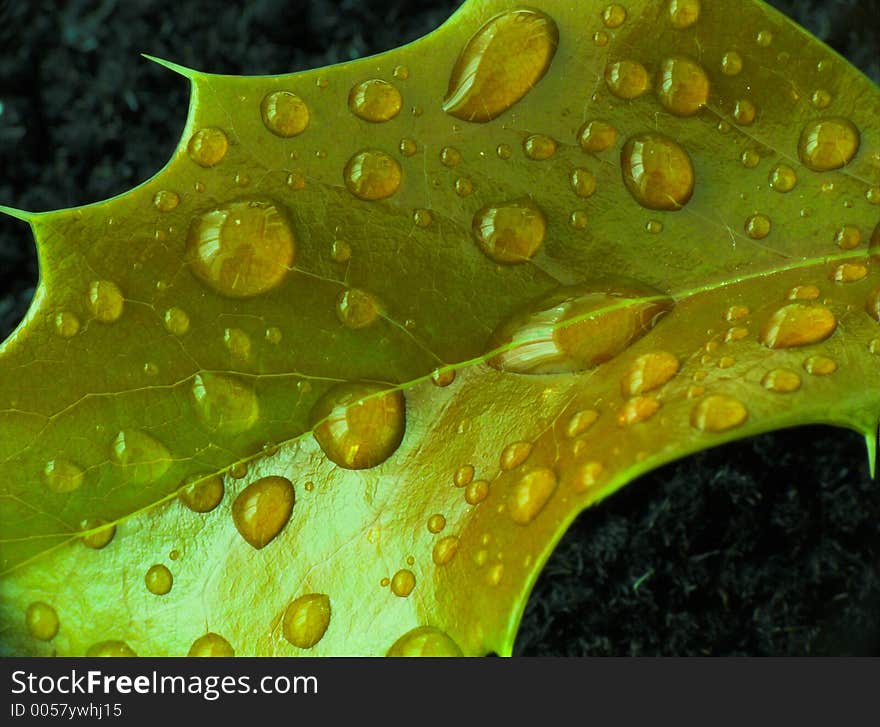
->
1, 0, 878, 656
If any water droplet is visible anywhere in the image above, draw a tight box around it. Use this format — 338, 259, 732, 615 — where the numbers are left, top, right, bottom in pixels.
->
507, 468, 557, 525
621, 133, 694, 210
565, 409, 599, 438
336, 288, 381, 329
223, 328, 251, 359
286, 172, 306, 190
398, 139, 418, 158
80, 518, 115, 549
618, 396, 661, 425
810, 88, 832, 109
524, 134, 557, 160
390, 569, 416, 597
578, 120, 618, 153
178, 473, 224, 513
413, 209, 433, 228
646, 220, 664, 234
54, 311, 80, 338
454, 465, 475, 488
804, 355, 838, 375
834, 225, 861, 250
265, 326, 282, 345
831, 263, 868, 283
725, 326, 749, 342
489, 280, 674, 374
741, 150, 760, 168
187, 127, 228, 167
392, 65, 409, 81
762, 368, 801, 393
432, 535, 459, 566
465, 479, 490, 505
232, 475, 295, 550
454, 177, 474, 197
261, 91, 309, 137
798, 117, 860, 171
568, 210, 588, 230
769, 164, 797, 193
733, 99, 757, 125
186, 200, 295, 298
111, 430, 170, 484
668, 0, 700, 28
442, 9, 558, 122
163, 307, 190, 336
745, 213, 771, 239
570, 168, 597, 198
327, 241, 351, 265
88, 280, 124, 323
145, 563, 173, 595
868, 187, 880, 205
87, 641, 137, 657
605, 60, 650, 99
487, 563, 504, 586
431, 367, 456, 387
657, 57, 709, 116
756, 30, 773, 47
500, 441, 532, 471
593, 30, 610, 46
43, 459, 84, 493
153, 190, 180, 212
721, 51, 743, 76
690, 395, 748, 432
25, 601, 59, 641
870, 339, 880, 355
427, 514, 446, 534
759, 304, 837, 349
472, 198, 546, 264
310, 383, 405, 470
621, 351, 680, 396
348, 79, 402, 123
344, 150, 402, 200
188, 632, 234, 657
191, 373, 259, 435
788, 285, 820, 301
496, 143, 513, 159
387, 626, 463, 656
282, 593, 331, 648
440, 146, 462, 167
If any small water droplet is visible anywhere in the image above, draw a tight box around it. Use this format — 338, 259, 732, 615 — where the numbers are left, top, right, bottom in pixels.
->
111, 429, 170, 484
721, 51, 743, 76
760, 304, 837, 349
179, 473, 224, 513
570, 168, 597, 198
432, 535, 459, 566
87, 640, 137, 657
153, 190, 180, 212
188, 632, 234, 657
578, 120, 618, 153
523, 134, 557, 160
605, 60, 650, 99
507, 468, 557, 525
43, 459, 84, 493
831, 262, 868, 283
54, 311, 80, 338
593, 30, 609, 46
804, 355, 838, 376
668, 0, 700, 28
741, 150, 760, 168
413, 209, 433, 228
769, 164, 797, 193
496, 143, 513, 159
145, 563, 173, 595
454, 177, 474, 197
733, 99, 757, 125
25, 601, 59, 641
465, 479, 490, 505
620, 351, 680, 396
745, 213, 771, 239
398, 138, 418, 157
427, 514, 446, 534
487, 563, 504, 586
472, 198, 546, 264
798, 117, 860, 171
336, 288, 381, 329
725, 326, 749, 342
344, 150, 402, 200
191, 373, 259, 435
621, 133, 694, 210
265, 326, 283, 345
788, 285, 821, 301
310, 383, 405, 470
223, 327, 252, 359
440, 146, 462, 167
565, 409, 599, 438
430, 367, 456, 387
232, 476, 295, 550
282, 593, 331, 648
500, 441, 533, 471
80, 518, 115, 549
646, 220, 664, 234
756, 30, 773, 47
390, 569, 416, 597
762, 368, 801, 393
163, 307, 190, 336
602, 4, 627, 27
454, 464, 475, 488
834, 225, 861, 250
88, 280, 124, 323
187, 127, 229, 167
261, 91, 309, 137
387, 626, 463, 656
690, 395, 748, 432
618, 396, 661, 425
442, 9, 558, 122
573, 461, 604, 493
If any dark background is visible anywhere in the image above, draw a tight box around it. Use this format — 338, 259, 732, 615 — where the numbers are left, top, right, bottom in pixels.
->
1, 0, 878, 656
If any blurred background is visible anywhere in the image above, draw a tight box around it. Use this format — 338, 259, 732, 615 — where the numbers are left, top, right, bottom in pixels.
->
0, 0, 878, 655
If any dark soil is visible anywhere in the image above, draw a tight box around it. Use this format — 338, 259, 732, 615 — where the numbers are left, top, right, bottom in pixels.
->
1, 0, 878, 656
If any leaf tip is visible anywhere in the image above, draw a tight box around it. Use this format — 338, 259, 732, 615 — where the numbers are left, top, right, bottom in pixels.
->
141, 54, 197, 79
867, 425, 878, 480
0, 205, 36, 223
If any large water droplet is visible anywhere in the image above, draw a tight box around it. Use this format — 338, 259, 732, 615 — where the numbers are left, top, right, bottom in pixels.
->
282, 593, 331, 649
621, 133, 694, 210
145, 563, 173, 595
188, 632, 234, 657
507, 468, 557, 525
111, 430, 170, 484
349, 79, 402, 123
488, 280, 674, 374
387, 627, 463, 656
472, 198, 546, 264
620, 351, 680, 396
442, 9, 558, 122
26, 602, 59, 641
191, 373, 259, 435
187, 127, 228, 167
179, 473, 225, 513
605, 60, 650, 99
89, 280, 124, 323
344, 150, 402, 200
43, 459, 85, 493
690, 395, 748, 432
657, 57, 709, 116
759, 304, 837, 349
798, 117, 860, 171
232, 475, 295, 550
186, 200, 295, 298
310, 383, 406, 470
260, 91, 310, 137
